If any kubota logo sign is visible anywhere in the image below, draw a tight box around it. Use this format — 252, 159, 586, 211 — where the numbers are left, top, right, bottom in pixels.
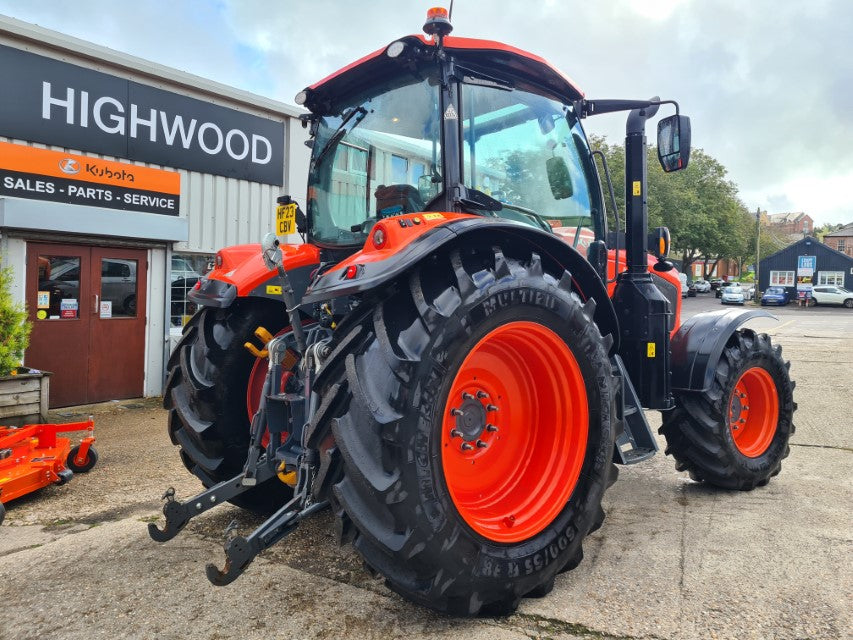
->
0, 44, 285, 185
58, 158, 80, 175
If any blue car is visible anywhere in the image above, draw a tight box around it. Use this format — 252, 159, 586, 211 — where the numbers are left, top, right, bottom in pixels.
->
761, 286, 790, 305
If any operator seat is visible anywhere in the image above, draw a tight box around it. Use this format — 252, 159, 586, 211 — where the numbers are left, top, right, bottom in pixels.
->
374, 184, 424, 218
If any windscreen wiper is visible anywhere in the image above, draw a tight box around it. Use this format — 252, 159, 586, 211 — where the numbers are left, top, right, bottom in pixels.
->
312, 107, 368, 168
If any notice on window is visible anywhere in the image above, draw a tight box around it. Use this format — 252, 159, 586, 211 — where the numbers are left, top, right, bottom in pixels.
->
100, 300, 112, 319
59, 298, 78, 319
37, 290, 50, 308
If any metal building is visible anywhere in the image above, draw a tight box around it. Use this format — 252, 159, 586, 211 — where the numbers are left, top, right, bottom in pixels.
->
0, 15, 309, 407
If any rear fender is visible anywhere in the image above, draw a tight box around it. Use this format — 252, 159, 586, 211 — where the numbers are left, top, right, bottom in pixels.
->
302, 215, 620, 352
190, 243, 321, 309
670, 309, 776, 392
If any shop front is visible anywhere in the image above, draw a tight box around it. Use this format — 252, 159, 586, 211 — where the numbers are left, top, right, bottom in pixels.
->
0, 15, 307, 407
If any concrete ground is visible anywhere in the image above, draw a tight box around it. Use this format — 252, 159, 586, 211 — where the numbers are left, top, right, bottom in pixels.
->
1, 297, 850, 640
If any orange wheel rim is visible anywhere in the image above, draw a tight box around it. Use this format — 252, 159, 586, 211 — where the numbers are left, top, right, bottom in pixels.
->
729, 367, 779, 457
441, 320, 588, 543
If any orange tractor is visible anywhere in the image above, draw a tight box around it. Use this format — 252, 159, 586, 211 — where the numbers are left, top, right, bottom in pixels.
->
150, 9, 795, 615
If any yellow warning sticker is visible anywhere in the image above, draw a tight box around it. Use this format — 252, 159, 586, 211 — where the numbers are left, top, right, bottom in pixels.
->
647, 342, 656, 358
632, 181, 642, 196
36, 309, 47, 320
266, 285, 282, 295
422, 213, 444, 221
276, 203, 297, 235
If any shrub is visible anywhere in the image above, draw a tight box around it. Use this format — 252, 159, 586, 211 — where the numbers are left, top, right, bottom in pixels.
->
0, 261, 31, 376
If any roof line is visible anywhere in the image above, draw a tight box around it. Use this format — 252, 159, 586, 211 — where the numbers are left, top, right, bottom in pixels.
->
0, 14, 305, 120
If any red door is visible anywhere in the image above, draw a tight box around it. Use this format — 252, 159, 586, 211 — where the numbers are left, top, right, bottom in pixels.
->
87, 247, 147, 403
25, 243, 147, 407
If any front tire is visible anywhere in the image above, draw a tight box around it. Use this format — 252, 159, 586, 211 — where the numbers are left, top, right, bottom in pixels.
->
164, 299, 292, 512
660, 329, 796, 489
313, 246, 617, 615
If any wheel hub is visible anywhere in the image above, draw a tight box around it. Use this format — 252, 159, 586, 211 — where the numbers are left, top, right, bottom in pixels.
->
450, 392, 498, 449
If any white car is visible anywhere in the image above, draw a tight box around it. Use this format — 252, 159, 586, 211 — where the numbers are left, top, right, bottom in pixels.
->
721, 284, 745, 305
693, 279, 711, 293
810, 286, 853, 308
171, 255, 202, 282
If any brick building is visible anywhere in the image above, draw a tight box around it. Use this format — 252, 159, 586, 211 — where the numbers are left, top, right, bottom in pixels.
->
824, 223, 853, 257
767, 212, 814, 236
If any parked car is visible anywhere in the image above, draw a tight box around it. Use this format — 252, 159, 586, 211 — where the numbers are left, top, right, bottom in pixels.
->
171, 255, 202, 282
693, 279, 711, 293
810, 285, 853, 308
715, 281, 733, 298
721, 284, 745, 305
761, 286, 791, 306
709, 278, 724, 291
743, 283, 756, 299
687, 281, 698, 297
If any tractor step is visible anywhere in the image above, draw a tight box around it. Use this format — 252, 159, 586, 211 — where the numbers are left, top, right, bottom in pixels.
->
612, 355, 659, 465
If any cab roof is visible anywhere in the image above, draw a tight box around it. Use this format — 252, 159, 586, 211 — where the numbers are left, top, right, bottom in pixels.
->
301, 34, 584, 115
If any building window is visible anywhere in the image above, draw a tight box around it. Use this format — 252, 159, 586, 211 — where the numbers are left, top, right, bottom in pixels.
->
769, 270, 795, 286
838, 239, 846, 252
391, 155, 408, 183
817, 271, 844, 286
170, 253, 212, 327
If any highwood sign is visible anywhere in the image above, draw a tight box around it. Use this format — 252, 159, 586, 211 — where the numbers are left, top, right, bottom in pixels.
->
0, 141, 180, 215
0, 44, 285, 185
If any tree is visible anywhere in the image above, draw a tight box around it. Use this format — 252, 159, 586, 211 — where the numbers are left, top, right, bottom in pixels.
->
0, 260, 31, 376
589, 136, 749, 275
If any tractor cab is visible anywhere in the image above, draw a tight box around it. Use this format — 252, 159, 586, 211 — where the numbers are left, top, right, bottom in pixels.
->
298, 27, 602, 254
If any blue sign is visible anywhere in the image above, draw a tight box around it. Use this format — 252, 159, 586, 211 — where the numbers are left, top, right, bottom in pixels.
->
798, 256, 816, 271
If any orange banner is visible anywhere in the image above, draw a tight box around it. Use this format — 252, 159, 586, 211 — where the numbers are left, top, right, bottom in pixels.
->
0, 141, 179, 195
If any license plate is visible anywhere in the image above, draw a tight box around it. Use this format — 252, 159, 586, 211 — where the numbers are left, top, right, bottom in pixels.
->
276, 203, 297, 235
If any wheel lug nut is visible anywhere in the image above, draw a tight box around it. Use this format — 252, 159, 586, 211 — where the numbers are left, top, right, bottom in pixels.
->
476, 440, 487, 448
450, 429, 462, 438
486, 424, 498, 432
486, 404, 498, 412
450, 408, 464, 416
476, 391, 489, 399
461, 442, 474, 451
462, 392, 475, 400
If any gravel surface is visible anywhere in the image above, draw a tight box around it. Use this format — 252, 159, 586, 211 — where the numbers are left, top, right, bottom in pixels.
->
1, 303, 851, 640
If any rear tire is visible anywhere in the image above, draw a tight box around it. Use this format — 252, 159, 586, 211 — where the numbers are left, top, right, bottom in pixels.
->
660, 329, 795, 489
311, 245, 617, 615
164, 299, 292, 513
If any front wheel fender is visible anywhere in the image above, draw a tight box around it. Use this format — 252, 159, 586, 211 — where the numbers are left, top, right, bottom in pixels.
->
670, 308, 777, 392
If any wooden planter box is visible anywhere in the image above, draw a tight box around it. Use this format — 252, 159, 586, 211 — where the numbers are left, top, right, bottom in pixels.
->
0, 370, 51, 426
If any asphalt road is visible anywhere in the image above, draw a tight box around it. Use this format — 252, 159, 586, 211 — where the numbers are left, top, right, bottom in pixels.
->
1, 297, 851, 640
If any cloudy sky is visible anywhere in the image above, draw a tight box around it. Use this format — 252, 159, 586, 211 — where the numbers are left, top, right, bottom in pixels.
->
1, 0, 850, 225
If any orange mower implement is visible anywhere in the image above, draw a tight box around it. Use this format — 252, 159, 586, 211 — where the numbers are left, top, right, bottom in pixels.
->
0, 418, 97, 525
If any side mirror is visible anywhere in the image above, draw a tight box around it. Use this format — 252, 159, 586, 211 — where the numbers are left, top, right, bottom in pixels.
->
546, 156, 574, 200
657, 115, 691, 172
417, 173, 439, 202
261, 232, 283, 270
